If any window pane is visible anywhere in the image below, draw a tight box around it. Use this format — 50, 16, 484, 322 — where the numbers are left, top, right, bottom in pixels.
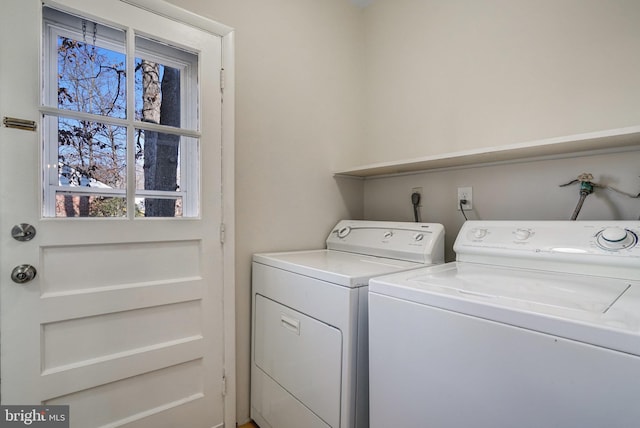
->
43, 9, 200, 219
55, 194, 127, 218
134, 128, 191, 218
134, 129, 181, 191
135, 60, 181, 127
57, 35, 126, 118
134, 35, 198, 130
58, 118, 127, 189
135, 197, 183, 218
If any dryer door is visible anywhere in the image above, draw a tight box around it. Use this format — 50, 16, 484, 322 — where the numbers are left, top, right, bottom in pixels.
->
254, 294, 342, 427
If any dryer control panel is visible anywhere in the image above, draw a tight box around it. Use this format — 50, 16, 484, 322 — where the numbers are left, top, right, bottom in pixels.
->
455, 221, 640, 280
327, 220, 445, 264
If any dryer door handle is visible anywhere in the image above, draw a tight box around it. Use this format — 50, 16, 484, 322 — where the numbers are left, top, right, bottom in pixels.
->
280, 314, 301, 335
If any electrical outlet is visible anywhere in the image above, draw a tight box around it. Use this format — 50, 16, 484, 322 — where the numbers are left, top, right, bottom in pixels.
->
457, 187, 472, 210
411, 187, 422, 206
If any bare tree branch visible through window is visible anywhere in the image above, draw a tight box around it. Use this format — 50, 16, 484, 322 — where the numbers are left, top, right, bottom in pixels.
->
57, 35, 182, 217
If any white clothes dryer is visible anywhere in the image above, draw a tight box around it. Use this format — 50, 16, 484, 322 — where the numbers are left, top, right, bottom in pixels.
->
251, 220, 445, 428
368, 220, 640, 428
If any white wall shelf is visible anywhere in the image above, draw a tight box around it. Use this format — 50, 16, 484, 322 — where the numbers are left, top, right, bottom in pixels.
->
334, 126, 640, 178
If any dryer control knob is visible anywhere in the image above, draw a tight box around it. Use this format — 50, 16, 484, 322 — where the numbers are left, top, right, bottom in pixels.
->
597, 228, 636, 250
413, 233, 424, 242
383, 230, 394, 239
337, 226, 351, 238
514, 229, 531, 240
472, 228, 487, 239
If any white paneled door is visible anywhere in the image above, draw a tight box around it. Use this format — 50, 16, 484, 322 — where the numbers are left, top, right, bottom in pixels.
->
0, 1, 233, 427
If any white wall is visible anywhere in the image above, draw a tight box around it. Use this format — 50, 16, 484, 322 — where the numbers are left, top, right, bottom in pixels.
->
361, 0, 640, 258
362, 0, 640, 163
166, 0, 365, 423
165, 0, 640, 425
364, 150, 640, 261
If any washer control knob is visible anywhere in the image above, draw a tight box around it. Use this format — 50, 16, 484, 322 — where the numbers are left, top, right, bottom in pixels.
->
602, 227, 627, 242
597, 227, 636, 250
472, 228, 487, 239
383, 230, 394, 239
414, 233, 424, 242
514, 229, 531, 240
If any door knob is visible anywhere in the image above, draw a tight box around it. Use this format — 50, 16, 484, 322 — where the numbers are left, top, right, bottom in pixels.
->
11, 264, 37, 284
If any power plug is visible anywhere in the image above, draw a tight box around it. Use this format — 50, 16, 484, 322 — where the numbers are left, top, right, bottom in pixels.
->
457, 187, 472, 210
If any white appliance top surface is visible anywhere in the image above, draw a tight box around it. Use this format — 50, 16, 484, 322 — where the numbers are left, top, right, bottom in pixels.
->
370, 220, 640, 355
253, 220, 445, 287
254, 249, 425, 287
370, 262, 640, 355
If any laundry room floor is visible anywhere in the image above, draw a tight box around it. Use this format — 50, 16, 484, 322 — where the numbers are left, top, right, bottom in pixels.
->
239, 422, 258, 428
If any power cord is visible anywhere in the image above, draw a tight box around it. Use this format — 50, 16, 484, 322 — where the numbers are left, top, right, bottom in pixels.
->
411, 192, 421, 222
459, 198, 468, 221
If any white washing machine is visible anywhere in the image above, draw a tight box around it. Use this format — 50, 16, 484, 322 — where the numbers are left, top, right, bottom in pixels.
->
369, 220, 640, 428
251, 220, 445, 428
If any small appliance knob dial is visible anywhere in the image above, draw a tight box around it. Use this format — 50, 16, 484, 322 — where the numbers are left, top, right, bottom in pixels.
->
601, 227, 628, 243
337, 226, 351, 238
514, 229, 531, 240
414, 233, 424, 242
473, 228, 487, 239
597, 227, 636, 250
383, 230, 394, 239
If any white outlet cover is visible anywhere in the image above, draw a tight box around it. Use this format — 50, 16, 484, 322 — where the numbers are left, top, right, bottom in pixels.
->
457, 187, 472, 210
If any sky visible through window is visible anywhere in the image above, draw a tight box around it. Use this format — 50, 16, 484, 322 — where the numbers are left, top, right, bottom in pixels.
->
55, 34, 183, 217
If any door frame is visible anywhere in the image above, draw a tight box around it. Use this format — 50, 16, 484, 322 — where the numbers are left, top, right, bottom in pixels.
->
124, 2, 237, 426
8, 0, 236, 424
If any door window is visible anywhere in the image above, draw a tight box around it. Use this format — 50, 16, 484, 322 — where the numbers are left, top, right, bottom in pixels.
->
43, 7, 199, 218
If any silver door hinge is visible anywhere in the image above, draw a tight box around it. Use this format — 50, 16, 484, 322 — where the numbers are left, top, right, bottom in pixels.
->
220, 223, 226, 244
220, 68, 225, 92
222, 373, 227, 396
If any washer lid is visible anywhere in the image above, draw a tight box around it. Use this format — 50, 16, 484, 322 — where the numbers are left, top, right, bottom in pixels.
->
405, 263, 629, 314
253, 249, 425, 287
369, 262, 640, 356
